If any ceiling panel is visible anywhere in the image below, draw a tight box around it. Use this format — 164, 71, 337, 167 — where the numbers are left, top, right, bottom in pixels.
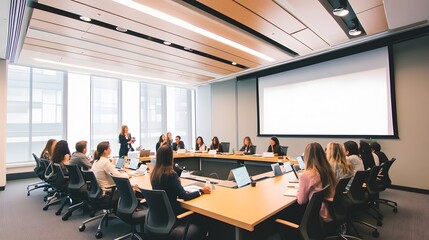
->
357, 5, 388, 35
292, 29, 329, 51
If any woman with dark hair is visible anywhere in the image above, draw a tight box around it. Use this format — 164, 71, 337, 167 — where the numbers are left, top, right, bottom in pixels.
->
210, 136, 223, 152
151, 145, 211, 214
92, 141, 129, 191
298, 142, 336, 222
41, 139, 57, 160
343, 141, 364, 174
195, 136, 206, 151
119, 125, 135, 157
370, 142, 389, 165
267, 136, 283, 156
240, 136, 256, 154
359, 141, 377, 169
326, 142, 353, 180
155, 134, 167, 151
51, 140, 71, 175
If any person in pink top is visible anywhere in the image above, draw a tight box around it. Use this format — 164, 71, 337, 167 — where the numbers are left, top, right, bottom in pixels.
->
297, 142, 337, 222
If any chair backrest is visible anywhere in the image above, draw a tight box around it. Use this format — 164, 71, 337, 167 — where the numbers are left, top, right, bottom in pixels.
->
327, 177, 352, 224
380, 158, 396, 187
111, 176, 138, 221
252, 145, 257, 153
221, 142, 230, 152
52, 163, 68, 188
300, 185, 330, 240
348, 170, 370, 201
141, 189, 177, 238
280, 146, 288, 156
366, 165, 383, 194
82, 170, 102, 199
32, 153, 46, 179
65, 164, 86, 193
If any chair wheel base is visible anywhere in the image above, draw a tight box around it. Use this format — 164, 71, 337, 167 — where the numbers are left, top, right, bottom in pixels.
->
95, 231, 103, 239
55, 210, 62, 216
62, 212, 71, 221
393, 208, 398, 213
372, 230, 380, 238
79, 225, 86, 232
43, 206, 49, 211
27, 192, 30, 196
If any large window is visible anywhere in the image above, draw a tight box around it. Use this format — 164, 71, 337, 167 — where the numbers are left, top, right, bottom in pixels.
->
91, 76, 120, 156
166, 87, 192, 149
6, 65, 65, 164
141, 83, 165, 150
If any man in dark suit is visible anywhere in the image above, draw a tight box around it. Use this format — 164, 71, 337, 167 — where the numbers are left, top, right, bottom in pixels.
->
172, 135, 185, 151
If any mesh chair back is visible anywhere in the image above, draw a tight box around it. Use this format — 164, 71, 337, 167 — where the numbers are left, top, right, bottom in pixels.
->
82, 170, 102, 199
141, 189, 177, 238
221, 142, 230, 152
366, 165, 384, 195
52, 163, 69, 190
280, 146, 288, 156
300, 185, 330, 240
111, 176, 138, 220
65, 164, 87, 195
348, 170, 370, 202
32, 153, 46, 180
380, 158, 396, 187
328, 177, 352, 224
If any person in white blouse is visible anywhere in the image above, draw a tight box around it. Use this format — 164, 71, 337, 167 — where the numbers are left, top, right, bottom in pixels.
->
92, 141, 129, 191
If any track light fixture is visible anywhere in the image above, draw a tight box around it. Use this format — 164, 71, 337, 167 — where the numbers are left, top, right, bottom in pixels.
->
333, 0, 349, 17
348, 18, 362, 36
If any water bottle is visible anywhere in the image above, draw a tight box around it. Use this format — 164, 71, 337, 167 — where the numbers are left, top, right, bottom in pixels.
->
232, 148, 235, 154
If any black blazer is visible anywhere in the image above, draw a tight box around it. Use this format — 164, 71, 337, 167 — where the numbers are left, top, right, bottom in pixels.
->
267, 145, 283, 156
172, 141, 185, 151
240, 145, 255, 154
151, 172, 200, 215
119, 134, 132, 157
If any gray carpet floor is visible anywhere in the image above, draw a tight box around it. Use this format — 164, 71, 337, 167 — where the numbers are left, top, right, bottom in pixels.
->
1, 178, 428, 240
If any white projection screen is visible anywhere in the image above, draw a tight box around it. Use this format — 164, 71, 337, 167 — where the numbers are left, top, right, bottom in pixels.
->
257, 47, 397, 138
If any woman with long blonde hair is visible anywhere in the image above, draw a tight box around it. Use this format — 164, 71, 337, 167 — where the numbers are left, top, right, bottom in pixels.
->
326, 142, 353, 180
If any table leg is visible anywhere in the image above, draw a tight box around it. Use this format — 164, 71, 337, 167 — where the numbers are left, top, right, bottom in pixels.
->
235, 227, 242, 240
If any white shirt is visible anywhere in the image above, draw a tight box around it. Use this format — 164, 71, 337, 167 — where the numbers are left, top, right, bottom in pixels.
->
91, 156, 128, 190
372, 152, 380, 166
346, 155, 365, 174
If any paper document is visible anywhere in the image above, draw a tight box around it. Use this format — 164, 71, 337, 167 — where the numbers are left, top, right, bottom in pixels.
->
183, 185, 202, 193
283, 188, 298, 197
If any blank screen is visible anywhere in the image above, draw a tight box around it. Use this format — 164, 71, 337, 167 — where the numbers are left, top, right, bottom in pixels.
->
258, 47, 396, 137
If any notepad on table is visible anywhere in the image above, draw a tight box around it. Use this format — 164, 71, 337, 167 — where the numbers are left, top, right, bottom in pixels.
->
183, 185, 202, 193
283, 188, 298, 197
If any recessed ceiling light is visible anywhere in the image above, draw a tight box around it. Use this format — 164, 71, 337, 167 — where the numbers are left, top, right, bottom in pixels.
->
348, 28, 362, 36
116, 26, 128, 32
232, 62, 237, 65
163, 41, 171, 45
333, 0, 349, 17
113, 0, 275, 62
79, 16, 92, 22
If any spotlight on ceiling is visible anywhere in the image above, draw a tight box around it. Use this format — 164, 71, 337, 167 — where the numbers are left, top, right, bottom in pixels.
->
79, 16, 92, 22
333, 0, 349, 17
349, 18, 362, 36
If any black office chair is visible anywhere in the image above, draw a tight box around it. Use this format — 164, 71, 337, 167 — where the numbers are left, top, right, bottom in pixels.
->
375, 158, 398, 213
220, 142, 230, 152
79, 170, 120, 239
275, 185, 329, 240
365, 165, 385, 226
325, 177, 362, 240
62, 164, 88, 221
111, 176, 147, 240
344, 170, 379, 238
142, 188, 198, 240
280, 146, 288, 156
27, 153, 51, 196
42, 163, 71, 216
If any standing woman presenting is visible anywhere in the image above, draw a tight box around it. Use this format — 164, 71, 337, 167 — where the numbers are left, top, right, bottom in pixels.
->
118, 125, 135, 157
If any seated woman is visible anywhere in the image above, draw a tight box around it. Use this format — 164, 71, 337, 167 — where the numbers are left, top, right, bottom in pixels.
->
267, 136, 284, 156
151, 145, 211, 238
343, 141, 364, 174
195, 136, 206, 151
51, 140, 71, 175
91, 141, 129, 193
209, 136, 223, 152
359, 140, 378, 168
40, 139, 57, 160
239, 136, 255, 155
155, 134, 167, 151
298, 142, 336, 222
326, 142, 353, 180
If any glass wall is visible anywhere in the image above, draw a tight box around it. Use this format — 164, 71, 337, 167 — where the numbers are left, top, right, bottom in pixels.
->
141, 83, 165, 150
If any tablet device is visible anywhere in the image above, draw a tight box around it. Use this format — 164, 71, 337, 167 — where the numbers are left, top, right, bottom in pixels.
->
283, 162, 293, 173
231, 166, 251, 188
271, 163, 283, 176
116, 158, 125, 169
128, 158, 140, 170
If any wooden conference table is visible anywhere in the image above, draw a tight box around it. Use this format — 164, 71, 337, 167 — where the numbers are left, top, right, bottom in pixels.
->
130, 154, 299, 240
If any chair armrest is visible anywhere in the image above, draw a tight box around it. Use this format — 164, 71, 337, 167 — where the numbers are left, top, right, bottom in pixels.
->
275, 218, 299, 229
177, 211, 194, 220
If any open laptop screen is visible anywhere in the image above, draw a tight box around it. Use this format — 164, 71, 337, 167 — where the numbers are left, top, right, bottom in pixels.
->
297, 156, 305, 170
128, 158, 139, 170
283, 162, 293, 173
231, 166, 251, 188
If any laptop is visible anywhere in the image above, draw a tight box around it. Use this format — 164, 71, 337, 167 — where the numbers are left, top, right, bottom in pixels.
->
296, 156, 305, 170
283, 162, 293, 173
289, 165, 300, 183
271, 163, 283, 177
128, 158, 140, 170
139, 149, 151, 157
115, 158, 125, 170
127, 151, 140, 160
221, 166, 251, 188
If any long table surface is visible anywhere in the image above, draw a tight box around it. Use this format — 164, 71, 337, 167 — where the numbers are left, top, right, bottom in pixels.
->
130, 170, 298, 232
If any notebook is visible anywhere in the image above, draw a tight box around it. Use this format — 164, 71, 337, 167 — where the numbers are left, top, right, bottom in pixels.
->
115, 158, 125, 169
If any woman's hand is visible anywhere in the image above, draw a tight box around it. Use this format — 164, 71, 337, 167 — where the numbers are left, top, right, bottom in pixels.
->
201, 185, 211, 194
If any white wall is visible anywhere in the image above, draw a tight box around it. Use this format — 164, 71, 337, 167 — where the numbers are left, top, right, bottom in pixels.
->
195, 85, 211, 147
205, 35, 429, 190
0, 59, 7, 189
